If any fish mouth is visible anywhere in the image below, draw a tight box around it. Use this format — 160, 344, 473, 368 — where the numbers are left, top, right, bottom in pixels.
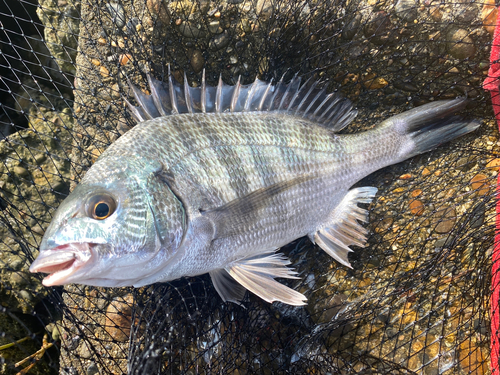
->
29, 243, 94, 286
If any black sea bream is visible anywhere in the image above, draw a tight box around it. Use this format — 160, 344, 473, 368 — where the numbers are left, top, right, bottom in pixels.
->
30, 72, 479, 305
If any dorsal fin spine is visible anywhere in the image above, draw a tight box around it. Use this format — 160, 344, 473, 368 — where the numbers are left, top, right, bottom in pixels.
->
313, 93, 333, 118
201, 69, 207, 113
305, 88, 326, 117
244, 78, 259, 111
231, 76, 242, 112
216, 75, 223, 113
295, 80, 318, 115
183, 73, 194, 114
258, 80, 274, 111
278, 74, 300, 110
168, 65, 179, 115
290, 77, 313, 113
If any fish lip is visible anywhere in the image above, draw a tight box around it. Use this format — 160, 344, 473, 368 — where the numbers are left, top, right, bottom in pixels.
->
30, 243, 94, 286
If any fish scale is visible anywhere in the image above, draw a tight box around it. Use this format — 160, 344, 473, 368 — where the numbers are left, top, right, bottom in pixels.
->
30, 72, 480, 305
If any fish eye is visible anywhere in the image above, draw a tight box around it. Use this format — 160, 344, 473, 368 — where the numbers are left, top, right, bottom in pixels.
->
87, 194, 116, 220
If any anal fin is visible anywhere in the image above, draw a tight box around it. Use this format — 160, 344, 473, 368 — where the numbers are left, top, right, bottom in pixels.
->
209, 269, 247, 305
310, 187, 378, 268
224, 251, 307, 306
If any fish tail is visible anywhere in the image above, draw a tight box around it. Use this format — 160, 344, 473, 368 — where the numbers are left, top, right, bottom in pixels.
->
382, 98, 480, 160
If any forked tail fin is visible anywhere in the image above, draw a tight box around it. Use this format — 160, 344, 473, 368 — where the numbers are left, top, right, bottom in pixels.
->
380, 98, 480, 160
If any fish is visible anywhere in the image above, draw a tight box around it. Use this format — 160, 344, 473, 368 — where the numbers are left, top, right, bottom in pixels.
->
29, 70, 480, 306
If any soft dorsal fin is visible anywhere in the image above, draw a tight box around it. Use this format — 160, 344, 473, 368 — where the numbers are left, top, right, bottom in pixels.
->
125, 67, 357, 132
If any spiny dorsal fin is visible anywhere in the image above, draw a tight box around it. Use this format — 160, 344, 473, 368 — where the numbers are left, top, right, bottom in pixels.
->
125, 67, 357, 132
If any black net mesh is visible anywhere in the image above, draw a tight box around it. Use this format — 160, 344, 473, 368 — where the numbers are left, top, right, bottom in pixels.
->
0, 0, 498, 374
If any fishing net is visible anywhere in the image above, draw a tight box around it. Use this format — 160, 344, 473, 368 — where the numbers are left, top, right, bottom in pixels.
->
0, 0, 498, 373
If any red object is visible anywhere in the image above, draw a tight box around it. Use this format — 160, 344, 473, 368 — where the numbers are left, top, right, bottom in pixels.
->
484, 7, 500, 373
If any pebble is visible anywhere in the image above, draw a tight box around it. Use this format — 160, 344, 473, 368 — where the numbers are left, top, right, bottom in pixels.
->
456, 156, 475, 171
434, 236, 454, 249
106, 1, 126, 29
470, 173, 490, 196
19, 290, 33, 302
210, 31, 230, 51
395, 0, 418, 21
342, 15, 361, 41
208, 20, 223, 34
100, 65, 109, 78
393, 81, 419, 92
447, 29, 476, 60
51, 324, 61, 341
104, 294, 134, 341
364, 11, 393, 45
482, 0, 497, 35
31, 224, 44, 236
362, 73, 388, 89
470, 202, 485, 229
86, 363, 99, 375
434, 206, 456, 234
13, 165, 28, 177
10, 271, 28, 286
52, 179, 67, 193
429, 5, 442, 22
78, 341, 92, 359
409, 199, 425, 216
147, 0, 170, 24
178, 21, 206, 38
97, 37, 107, 45
119, 54, 131, 66
375, 217, 393, 233
126, 18, 140, 35
486, 158, 500, 171
422, 168, 431, 177
190, 49, 204, 73
399, 173, 412, 180
411, 189, 422, 198
35, 153, 46, 164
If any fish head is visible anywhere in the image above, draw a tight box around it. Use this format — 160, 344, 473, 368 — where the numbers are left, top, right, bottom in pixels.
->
30, 157, 185, 287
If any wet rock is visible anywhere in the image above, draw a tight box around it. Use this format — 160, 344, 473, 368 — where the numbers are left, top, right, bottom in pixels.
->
13, 166, 28, 177
393, 81, 419, 92
86, 363, 99, 375
208, 20, 223, 34
482, 0, 497, 36
434, 206, 457, 234
456, 156, 475, 171
469, 202, 485, 229
362, 73, 388, 89
486, 158, 500, 171
147, 0, 170, 24
178, 20, 206, 38
106, 1, 126, 28
190, 49, 205, 73
409, 199, 425, 216
395, 0, 418, 21
104, 294, 134, 342
342, 15, 361, 40
210, 31, 230, 51
447, 29, 476, 60
470, 173, 490, 196
364, 11, 395, 45
36, 0, 80, 75
434, 236, 454, 249
78, 341, 92, 359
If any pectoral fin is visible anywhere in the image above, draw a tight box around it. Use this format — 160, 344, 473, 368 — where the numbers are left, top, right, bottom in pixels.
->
202, 176, 312, 238
224, 251, 307, 306
310, 187, 378, 268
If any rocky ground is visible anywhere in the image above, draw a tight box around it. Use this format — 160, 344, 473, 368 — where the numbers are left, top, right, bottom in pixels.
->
0, 0, 498, 374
